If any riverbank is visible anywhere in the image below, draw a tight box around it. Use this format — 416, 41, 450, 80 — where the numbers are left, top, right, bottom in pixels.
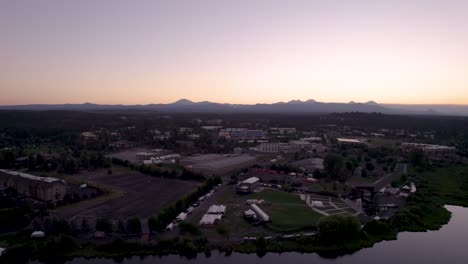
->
26, 206, 468, 264
2, 165, 468, 263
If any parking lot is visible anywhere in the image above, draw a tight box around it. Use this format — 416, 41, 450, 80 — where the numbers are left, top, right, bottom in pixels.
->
56, 167, 199, 221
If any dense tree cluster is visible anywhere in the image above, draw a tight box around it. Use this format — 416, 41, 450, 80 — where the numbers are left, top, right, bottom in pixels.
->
317, 214, 361, 243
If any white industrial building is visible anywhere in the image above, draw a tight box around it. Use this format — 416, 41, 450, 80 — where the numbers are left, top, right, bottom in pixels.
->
337, 138, 364, 144
401, 143, 455, 153
250, 204, 270, 222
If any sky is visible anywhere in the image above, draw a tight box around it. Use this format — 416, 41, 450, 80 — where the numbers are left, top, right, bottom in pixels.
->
1, 0, 468, 105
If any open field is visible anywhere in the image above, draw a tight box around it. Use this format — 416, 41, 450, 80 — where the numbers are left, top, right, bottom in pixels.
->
56, 166, 199, 221
415, 165, 468, 206
250, 189, 304, 204
190, 188, 328, 236
248, 190, 324, 230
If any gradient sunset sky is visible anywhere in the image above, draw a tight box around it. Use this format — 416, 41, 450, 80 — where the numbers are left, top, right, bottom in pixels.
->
1, 0, 468, 105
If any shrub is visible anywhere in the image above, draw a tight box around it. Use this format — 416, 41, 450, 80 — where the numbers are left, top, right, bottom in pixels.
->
317, 214, 361, 243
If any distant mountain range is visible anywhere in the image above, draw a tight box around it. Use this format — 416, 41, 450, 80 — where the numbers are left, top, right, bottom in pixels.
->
1, 99, 468, 116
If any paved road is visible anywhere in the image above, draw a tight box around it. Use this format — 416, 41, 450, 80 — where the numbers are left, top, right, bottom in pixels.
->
348, 163, 407, 192
373, 163, 407, 191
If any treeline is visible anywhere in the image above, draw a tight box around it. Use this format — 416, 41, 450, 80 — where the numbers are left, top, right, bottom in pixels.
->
110, 157, 205, 181
0, 148, 110, 174
148, 177, 222, 232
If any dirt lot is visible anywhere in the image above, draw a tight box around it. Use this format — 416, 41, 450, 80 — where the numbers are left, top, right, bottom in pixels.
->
106, 147, 155, 164
56, 167, 199, 221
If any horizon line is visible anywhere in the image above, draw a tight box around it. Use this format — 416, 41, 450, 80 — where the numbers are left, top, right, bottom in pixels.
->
1, 99, 468, 107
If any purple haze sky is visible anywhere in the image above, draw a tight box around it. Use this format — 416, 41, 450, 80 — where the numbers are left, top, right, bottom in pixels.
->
1, 0, 468, 105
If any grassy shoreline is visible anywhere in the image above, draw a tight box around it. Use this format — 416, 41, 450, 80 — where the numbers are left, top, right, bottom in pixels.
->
2, 165, 468, 263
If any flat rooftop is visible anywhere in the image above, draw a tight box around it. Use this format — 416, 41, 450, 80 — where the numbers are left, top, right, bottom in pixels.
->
337, 138, 363, 143
0, 169, 62, 183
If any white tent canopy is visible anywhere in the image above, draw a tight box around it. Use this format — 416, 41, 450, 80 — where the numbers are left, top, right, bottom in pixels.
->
207, 204, 226, 215
176, 212, 187, 221
199, 214, 222, 225
165, 223, 174, 231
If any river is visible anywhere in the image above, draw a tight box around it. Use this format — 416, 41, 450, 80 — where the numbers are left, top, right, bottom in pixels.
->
30, 205, 468, 264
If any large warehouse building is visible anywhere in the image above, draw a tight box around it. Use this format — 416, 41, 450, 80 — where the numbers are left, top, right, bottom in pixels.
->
0, 169, 67, 202
183, 154, 257, 176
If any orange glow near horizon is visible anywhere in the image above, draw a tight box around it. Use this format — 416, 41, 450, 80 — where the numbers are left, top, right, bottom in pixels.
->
1, 1, 468, 106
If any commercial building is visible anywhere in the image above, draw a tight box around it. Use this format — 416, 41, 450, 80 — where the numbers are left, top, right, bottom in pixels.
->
258, 143, 280, 153
0, 169, 66, 202
219, 128, 266, 140
401, 143, 455, 153
236, 177, 260, 194
257, 143, 299, 153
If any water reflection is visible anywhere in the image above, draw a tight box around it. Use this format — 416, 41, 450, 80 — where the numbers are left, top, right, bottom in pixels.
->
30, 205, 468, 264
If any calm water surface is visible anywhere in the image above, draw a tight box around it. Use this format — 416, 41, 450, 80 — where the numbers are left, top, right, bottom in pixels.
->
30, 205, 468, 264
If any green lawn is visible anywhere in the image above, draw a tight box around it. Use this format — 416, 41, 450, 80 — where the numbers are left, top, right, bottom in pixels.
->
248, 190, 303, 204
248, 190, 323, 230
217, 189, 328, 232
264, 203, 322, 230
